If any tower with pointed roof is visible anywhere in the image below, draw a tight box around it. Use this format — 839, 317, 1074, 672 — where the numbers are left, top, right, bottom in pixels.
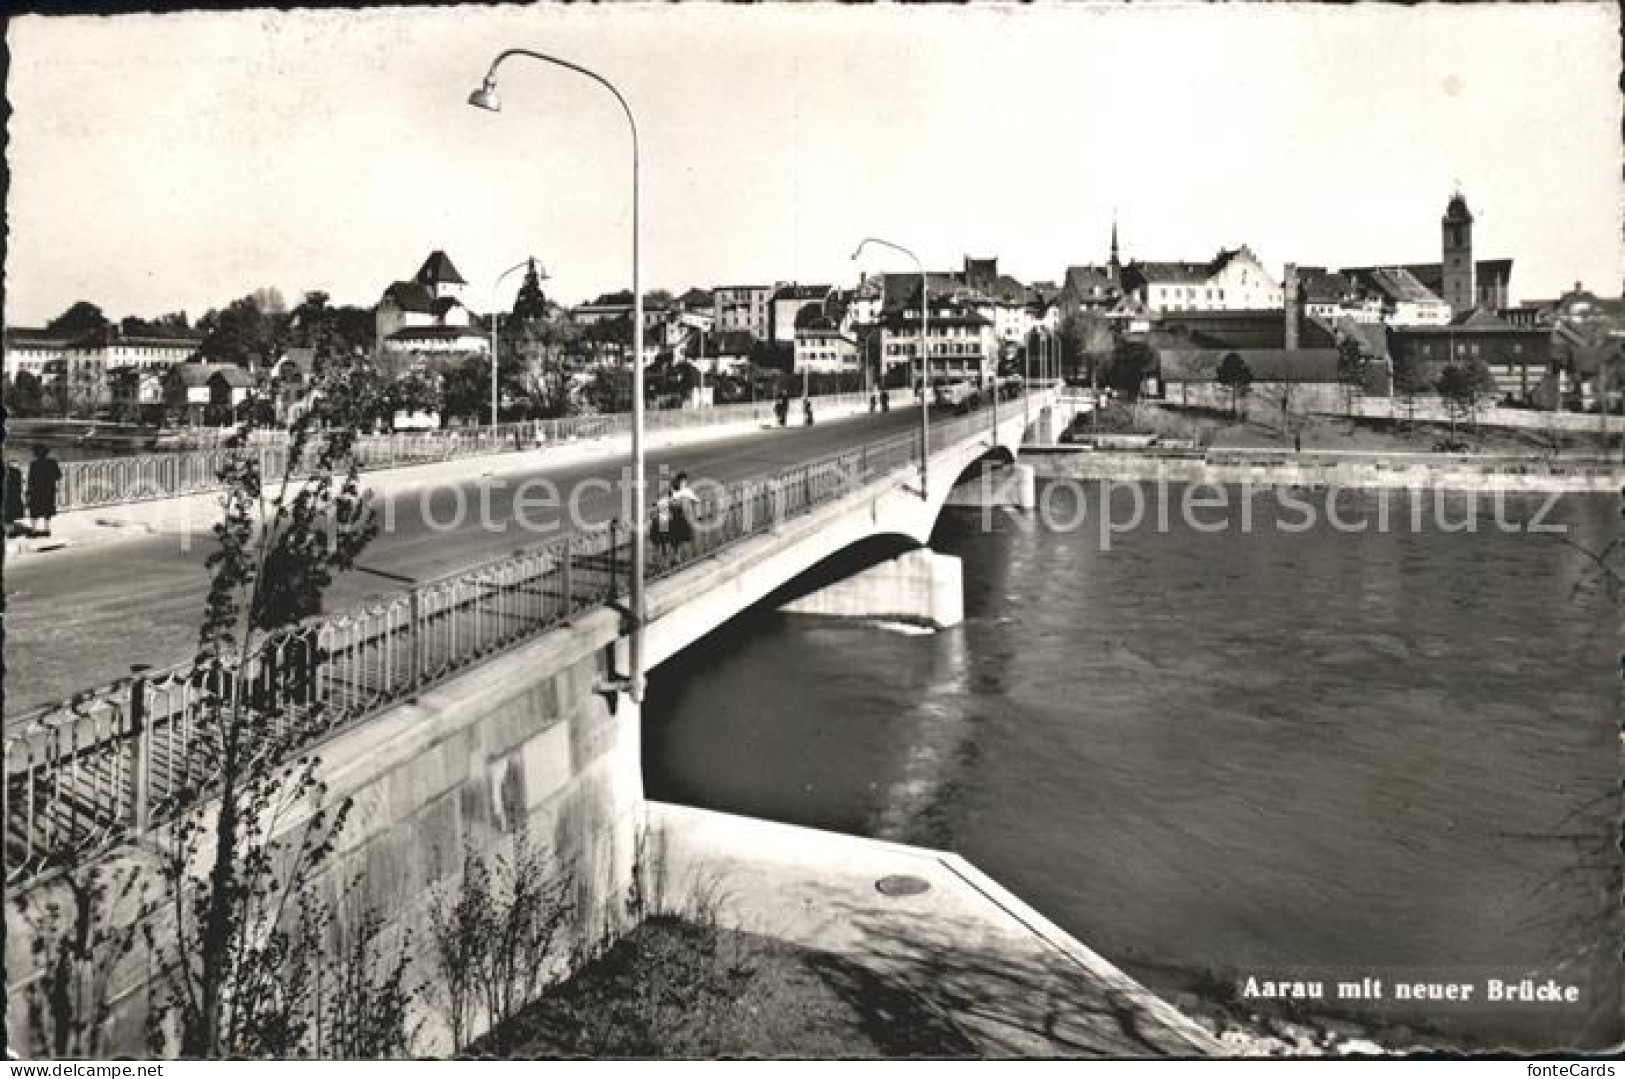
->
1441, 190, 1475, 316
415, 249, 468, 304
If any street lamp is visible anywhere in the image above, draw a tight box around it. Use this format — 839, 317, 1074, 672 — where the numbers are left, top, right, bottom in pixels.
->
470, 48, 648, 702
489, 257, 536, 429
852, 237, 929, 495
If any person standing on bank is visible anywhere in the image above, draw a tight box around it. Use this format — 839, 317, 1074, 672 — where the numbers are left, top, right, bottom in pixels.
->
27, 445, 62, 537
803, 397, 814, 426
774, 391, 790, 428
880, 388, 891, 413
3, 457, 26, 536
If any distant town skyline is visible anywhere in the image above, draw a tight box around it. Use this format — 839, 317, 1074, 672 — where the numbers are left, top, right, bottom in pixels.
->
5, 3, 1620, 327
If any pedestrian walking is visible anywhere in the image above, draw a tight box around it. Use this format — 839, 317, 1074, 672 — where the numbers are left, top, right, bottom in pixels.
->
869, 391, 878, 414
803, 397, 814, 426
880, 388, 891, 413
26, 445, 61, 537
774, 392, 789, 428
653, 471, 701, 563
3, 457, 25, 536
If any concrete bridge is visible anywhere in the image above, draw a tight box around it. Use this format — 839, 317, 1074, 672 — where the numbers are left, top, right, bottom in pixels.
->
4, 391, 1095, 1055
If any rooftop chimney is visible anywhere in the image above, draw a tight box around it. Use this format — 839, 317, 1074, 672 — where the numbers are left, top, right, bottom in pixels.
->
1283, 263, 1300, 351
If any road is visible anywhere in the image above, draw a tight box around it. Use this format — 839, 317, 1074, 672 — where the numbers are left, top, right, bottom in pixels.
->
8, 404, 952, 716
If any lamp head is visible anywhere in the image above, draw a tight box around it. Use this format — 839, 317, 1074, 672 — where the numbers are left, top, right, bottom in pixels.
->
467, 78, 501, 112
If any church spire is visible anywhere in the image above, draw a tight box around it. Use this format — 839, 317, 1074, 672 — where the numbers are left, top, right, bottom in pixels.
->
1110, 213, 1120, 267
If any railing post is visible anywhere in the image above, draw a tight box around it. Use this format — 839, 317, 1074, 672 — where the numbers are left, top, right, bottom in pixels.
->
129, 671, 151, 838
610, 519, 622, 599
409, 587, 423, 689
561, 533, 575, 617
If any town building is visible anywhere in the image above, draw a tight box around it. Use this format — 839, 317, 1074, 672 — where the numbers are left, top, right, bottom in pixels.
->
712, 285, 773, 339
877, 291, 998, 387
5, 328, 78, 379
1388, 310, 1555, 404
376, 250, 489, 357
1341, 266, 1452, 327
164, 362, 256, 423
1342, 191, 1514, 318
770, 284, 835, 344
1119, 245, 1283, 315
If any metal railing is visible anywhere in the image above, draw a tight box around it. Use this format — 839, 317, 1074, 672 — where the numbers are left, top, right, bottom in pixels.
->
4, 393, 1035, 883
54, 392, 875, 511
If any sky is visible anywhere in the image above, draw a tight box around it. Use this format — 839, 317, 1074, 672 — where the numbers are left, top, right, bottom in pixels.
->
5, 2, 1621, 326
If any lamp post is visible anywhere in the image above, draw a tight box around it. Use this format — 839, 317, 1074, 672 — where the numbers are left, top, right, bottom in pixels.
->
470, 49, 647, 701
489, 257, 534, 429
852, 238, 929, 495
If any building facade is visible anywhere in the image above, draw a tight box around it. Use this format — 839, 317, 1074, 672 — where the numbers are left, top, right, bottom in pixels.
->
712, 285, 773, 339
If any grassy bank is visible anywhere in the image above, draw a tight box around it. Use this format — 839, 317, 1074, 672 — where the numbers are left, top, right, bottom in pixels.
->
468, 916, 977, 1059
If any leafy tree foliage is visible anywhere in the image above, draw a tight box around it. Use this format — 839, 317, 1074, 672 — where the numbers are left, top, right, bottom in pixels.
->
1103, 340, 1156, 402
1216, 353, 1253, 417
46, 301, 112, 339
1335, 335, 1370, 416
4, 371, 46, 416
198, 294, 284, 373
1435, 358, 1496, 441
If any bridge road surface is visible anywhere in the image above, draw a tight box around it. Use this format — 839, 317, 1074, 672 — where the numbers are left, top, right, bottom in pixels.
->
7, 404, 982, 718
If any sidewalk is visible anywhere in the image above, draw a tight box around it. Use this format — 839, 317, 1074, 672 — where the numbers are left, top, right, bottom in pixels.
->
6, 402, 871, 562
645, 801, 1221, 1057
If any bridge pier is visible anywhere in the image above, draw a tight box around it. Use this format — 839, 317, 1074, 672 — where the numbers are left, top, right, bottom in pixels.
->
779, 548, 964, 630
944, 462, 1037, 510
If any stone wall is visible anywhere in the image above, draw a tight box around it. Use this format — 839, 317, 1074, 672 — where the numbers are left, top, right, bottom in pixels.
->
1027, 448, 1625, 492
6, 609, 645, 1057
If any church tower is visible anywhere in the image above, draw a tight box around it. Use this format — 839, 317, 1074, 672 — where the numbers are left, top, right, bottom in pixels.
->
1108, 214, 1122, 285
1441, 190, 1475, 316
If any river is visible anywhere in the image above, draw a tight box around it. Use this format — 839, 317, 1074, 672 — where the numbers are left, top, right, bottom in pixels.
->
644, 481, 1621, 1050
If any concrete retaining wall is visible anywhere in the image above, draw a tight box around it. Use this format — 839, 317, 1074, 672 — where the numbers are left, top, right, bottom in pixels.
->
780, 549, 965, 628
1027, 449, 1625, 492
5, 609, 643, 1057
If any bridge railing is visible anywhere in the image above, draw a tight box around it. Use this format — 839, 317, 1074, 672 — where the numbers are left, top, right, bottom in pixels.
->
4, 392, 1033, 884
54, 393, 875, 511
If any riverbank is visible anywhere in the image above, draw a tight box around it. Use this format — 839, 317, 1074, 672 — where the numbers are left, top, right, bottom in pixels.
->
636, 802, 1222, 1057
1026, 446, 1623, 492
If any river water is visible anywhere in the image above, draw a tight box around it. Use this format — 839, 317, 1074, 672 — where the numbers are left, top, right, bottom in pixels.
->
644, 482, 1621, 1050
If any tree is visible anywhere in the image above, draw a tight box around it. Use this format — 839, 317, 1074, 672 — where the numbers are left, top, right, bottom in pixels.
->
1216, 353, 1253, 418
1102, 340, 1155, 402
1335, 335, 1370, 417
147, 313, 402, 1057
5, 370, 45, 417
1392, 353, 1432, 428
198, 294, 285, 373
46, 301, 111, 339
1435, 359, 1495, 443
510, 260, 550, 325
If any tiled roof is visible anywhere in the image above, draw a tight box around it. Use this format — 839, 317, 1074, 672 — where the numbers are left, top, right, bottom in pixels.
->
772, 284, 833, 302
167, 362, 255, 388
1327, 317, 1390, 361
6, 328, 76, 348
1346, 267, 1442, 305
1154, 309, 1336, 351
1449, 307, 1509, 328
1126, 261, 1213, 286
415, 250, 467, 287
388, 326, 486, 341
678, 288, 713, 308
382, 281, 438, 314
1295, 266, 1358, 303
1159, 348, 1342, 383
